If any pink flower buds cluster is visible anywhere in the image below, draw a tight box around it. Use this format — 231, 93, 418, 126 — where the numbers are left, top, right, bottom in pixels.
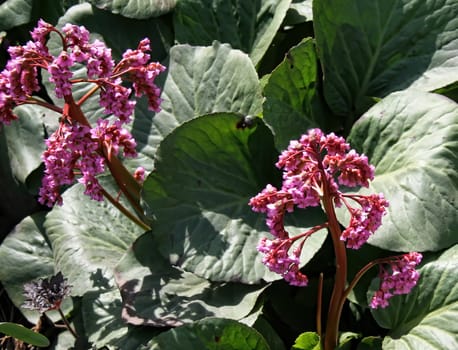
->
0, 19, 166, 206
370, 252, 422, 308
249, 128, 389, 285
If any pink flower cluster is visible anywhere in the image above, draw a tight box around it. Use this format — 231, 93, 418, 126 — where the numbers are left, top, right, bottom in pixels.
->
370, 252, 422, 308
0, 20, 166, 205
249, 128, 389, 285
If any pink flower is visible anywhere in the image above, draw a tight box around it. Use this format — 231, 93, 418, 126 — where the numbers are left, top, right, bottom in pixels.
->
48, 52, 74, 98
134, 167, 146, 183
370, 252, 422, 308
257, 238, 308, 286
250, 128, 389, 286
39, 123, 105, 206
340, 194, 389, 249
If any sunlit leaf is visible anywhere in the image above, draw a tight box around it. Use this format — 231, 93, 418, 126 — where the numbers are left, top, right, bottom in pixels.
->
345, 91, 458, 252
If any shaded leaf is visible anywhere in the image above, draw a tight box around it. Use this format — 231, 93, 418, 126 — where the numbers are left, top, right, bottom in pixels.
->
314, 0, 458, 116
147, 317, 270, 350
0, 322, 50, 347
82, 288, 161, 349
114, 232, 268, 327
88, 0, 176, 19
346, 91, 458, 252
142, 113, 327, 283
370, 245, 458, 349
173, 0, 292, 65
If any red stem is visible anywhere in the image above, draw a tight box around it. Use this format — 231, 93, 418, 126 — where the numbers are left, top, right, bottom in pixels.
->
317, 173, 347, 349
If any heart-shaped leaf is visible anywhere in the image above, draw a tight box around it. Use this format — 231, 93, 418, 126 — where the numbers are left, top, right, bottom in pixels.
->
370, 244, 458, 349
346, 91, 458, 252
314, 0, 458, 116
114, 232, 268, 327
173, 0, 292, 65
146, 317, 270, 350
88, 0, 177, 19
142, 113, 327, 283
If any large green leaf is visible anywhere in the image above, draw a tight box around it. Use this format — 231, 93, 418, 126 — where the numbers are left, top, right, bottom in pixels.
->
88, 0, 176, 19
346, 91, 458, 252
147, 317, 270, 350
114, 232, 268, 327
43, 181, 145, 296
142, 113, 327, 283
370, 245, 458, 349
0, 322, 50, 347
173, 0, 292, 65
0, 212, 72, 323
262, 38, 325, 150
314, 0, 458, 116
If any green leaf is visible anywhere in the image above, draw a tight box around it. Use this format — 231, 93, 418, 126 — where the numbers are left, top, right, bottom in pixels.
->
2, 105, 52, 184
114, 232, 268, 327
44, 181, 145, 296
262, 38, 324, 150
0, 0, 33, 30
173, 0, 292, 65
147, 317, 270, 350
142, 113, 327, 283
0, 322, 50, 347
370, 245, 458, 349
0, 212, 72, 324
314, 0, 458, 116
88, 0, 176, 19
292, 332, 320, 350
346, 91, 458, 252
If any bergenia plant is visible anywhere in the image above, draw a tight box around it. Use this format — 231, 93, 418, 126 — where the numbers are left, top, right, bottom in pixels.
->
250, 128, 422, 349
0, 19, 164, 229
0, 1, 456, 350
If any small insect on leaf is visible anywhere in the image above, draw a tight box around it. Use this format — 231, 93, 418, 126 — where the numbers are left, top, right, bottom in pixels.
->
236, 115, 257, 129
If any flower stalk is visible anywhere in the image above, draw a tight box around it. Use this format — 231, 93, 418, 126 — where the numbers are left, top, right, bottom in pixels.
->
249, 128, 422, 350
